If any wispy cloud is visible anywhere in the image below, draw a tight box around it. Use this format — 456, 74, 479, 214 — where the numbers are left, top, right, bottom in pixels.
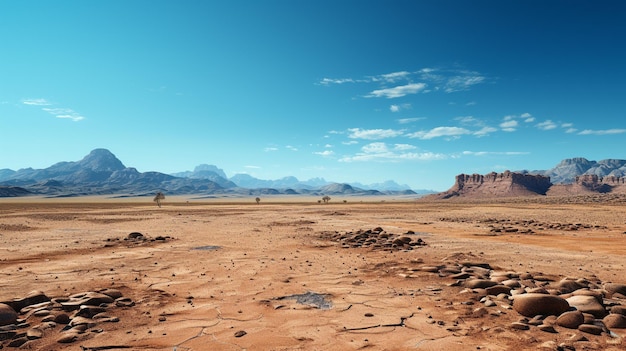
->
536, 120, 557, 130
578, 129, 626, 135
347, 128, 404, 140
462, 151, 530, 156
389, 103, 411, 113
370, 71, 412, 83
22, 98, 85, 121
365, 83, 426, 99
286, 145, 298, 151
339, 142, 446, 162
318, 77, 356, 85
313, 150, 335, 157
443, 74, 485, 93
42, 107, 85, 122
394, 143, 416, 151
474, 126, 498, 137
22, 98, 52, 106
397, 117, 425, 124
319, 67, 487, 97
407, 126, 470, 140
264, 147, 278, 152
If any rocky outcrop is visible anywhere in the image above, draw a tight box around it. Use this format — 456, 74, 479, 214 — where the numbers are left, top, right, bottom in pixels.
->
436, 171, 552, 199
547, 174, 626, 195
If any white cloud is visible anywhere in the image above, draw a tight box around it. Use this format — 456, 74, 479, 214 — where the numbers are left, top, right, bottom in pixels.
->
244, 165, 260, 169
362, 142, 389, 153
339, 145, 447, 162
319, 77, 355, 85
466, 101, 477, 106
286, 145, 298, 151
473, 126, 498, 137
22, 98, 51, 106
41, 107, 85, 122
324, 144, 333, 148
578, 129, 626, 135
462, 151, 529, 156
407, 126, 470, 140
373, 71, 411, 83
347, 128, 404, 140
397, 117, 424, 124
338, 142, 446, 162
56, 114, 85, 122
365, 83, 426, 99
342, 140, 358, 145
394, 143, 416, 151
536, 120, 557, 130
444, 74, 485, 93
521, 113, 535, 122
455, 116, 478, 124
389, 104, 400, 112
314, 150, 335, 156
500, 120, 518, 132
264, 147, 278, 152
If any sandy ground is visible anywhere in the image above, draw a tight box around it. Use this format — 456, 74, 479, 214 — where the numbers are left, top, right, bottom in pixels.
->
1, 195, 625, 350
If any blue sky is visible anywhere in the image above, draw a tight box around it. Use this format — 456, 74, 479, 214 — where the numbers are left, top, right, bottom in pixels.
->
1, 0, 625, 191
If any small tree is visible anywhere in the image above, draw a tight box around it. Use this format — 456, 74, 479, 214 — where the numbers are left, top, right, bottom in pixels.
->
322, 195, 331, 204
153, 192, 165, 207
255, 197, 261, 204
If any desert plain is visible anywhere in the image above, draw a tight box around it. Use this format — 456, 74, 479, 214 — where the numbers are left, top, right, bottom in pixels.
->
1, 195, 626, 351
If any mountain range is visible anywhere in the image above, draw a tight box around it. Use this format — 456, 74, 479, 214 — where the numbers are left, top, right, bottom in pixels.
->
1, 149, 625, 198
0, 149, 420, 198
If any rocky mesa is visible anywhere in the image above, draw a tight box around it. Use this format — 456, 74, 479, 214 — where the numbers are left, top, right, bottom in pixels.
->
432, 170, 626, 199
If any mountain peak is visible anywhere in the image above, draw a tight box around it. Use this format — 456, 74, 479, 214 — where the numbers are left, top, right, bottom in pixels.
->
78, 149, 126, 172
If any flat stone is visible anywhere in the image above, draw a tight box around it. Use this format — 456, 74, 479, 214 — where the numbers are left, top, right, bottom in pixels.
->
566, 295, 607, 318
57, 332, 79, 343
538, 324, 557, 333
510, 322, 530, 330
26, 327, 44, 340
578, 323, 603, 335
464, 279, 498, 289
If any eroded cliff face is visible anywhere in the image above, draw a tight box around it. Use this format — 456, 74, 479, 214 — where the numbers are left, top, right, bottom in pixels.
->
573, 174, 626, 193
433, 171, 626, 199
442, 171, 552, 198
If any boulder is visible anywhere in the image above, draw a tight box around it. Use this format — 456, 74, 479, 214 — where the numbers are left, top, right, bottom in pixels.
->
566, 295, 607, 318
605, 283, 626, 298
464, 279, 498, 289
556, 310, 584, 329
603, 313, 626, 329
512, 293, 570, 317
0, 303, 18, 326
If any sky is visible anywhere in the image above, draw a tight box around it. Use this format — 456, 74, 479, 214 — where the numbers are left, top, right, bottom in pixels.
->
1, 0, 625, 191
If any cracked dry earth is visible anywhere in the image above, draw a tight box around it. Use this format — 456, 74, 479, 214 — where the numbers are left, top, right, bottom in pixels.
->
1, 197, 626, 351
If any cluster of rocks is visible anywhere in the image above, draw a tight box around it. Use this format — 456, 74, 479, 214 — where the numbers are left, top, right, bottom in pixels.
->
0, 288, 134, 347
439, 217, 608, 235
320, 227, 426, 251
104, 231, 172, 247
420, 262, 626, 340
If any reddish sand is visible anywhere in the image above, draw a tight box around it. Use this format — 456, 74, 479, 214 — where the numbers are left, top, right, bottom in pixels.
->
0, 196, 625, 350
